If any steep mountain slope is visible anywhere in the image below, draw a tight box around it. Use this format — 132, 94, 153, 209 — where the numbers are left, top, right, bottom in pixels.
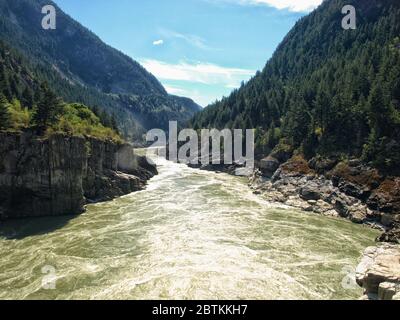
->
0, 0, 201, 141
191, 0, 400, 174
0, 40, 121, 140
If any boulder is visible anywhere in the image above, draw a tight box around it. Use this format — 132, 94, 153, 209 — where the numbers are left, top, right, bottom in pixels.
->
280, 155, 315, 177
299, 186, 321, 201
377, 228, 400, 244
338, 181, 371, 201
378, 282, 399, 300
270, 144, 293, 163
349, 208, 367, 224
381, 214, 400, 228
259, 156, 280, 177
271, 168, 282, 182
334, 199, 349, 218
356, 244, 400, 300
308, 157, 338, 174
368, 178, 400, 214
329, 162, 382, 201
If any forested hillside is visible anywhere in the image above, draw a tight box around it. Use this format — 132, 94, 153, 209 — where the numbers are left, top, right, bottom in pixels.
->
0, 0, 200, 141
191, 0, 400, 174
0, 40, 121, 141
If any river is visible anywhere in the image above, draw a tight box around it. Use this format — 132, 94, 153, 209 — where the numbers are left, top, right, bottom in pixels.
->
0, 153, 379, 300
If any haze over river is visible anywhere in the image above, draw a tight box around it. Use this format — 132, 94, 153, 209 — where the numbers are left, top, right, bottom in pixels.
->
0, 154, 379, 299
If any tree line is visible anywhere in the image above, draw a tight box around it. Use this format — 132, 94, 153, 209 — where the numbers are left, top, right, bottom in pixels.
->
191, 0, 400, 174
0, 40, 120, 140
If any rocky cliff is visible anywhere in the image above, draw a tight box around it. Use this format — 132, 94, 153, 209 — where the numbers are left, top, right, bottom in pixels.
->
356, 244, 400, 300
0, 132, 157, 219
250, 154, 400, 244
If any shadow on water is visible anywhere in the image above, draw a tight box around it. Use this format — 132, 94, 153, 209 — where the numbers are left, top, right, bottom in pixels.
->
0, 215, 77, 240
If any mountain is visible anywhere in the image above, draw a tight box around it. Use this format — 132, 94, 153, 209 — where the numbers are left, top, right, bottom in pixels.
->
191, 0, 400, 174
0, 39, 124, 141
0, 0, 201, 141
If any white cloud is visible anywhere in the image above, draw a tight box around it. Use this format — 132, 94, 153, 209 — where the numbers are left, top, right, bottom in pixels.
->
140, 59, 255, 87
153, 39, 164, 46
163, 85, 186, 95
159, 29, 216, 51
214, 0, 323, 12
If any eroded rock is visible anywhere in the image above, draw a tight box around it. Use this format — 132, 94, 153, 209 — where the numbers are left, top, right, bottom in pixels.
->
259, 156, 280, 178
377, 228, 400, 244
356, 244, 400, 300
252, 155, 398, 240
0, 132, 157, 219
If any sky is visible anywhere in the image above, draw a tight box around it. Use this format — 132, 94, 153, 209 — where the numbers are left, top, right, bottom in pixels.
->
53, 0, 323, 107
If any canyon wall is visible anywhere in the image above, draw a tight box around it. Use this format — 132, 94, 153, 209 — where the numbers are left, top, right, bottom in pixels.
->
0, 132, 157, 219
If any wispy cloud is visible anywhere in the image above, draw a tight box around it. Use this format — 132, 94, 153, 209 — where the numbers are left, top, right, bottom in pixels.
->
209, 0, 323, 12
163, 85, 187, 96
159, 29, 216, 51
140, 59, 255, 87
153, 39, 164, 46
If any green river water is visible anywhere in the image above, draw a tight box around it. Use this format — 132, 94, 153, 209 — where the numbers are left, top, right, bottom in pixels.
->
0, 154, 379, 300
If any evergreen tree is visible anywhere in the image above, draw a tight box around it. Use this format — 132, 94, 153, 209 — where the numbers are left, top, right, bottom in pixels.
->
0, 65, 11, 100
32, 83, 63, 133
21, 86, 34, 109
9, 75, 19, 98
267, 121, 277, 149
367, 84, 392, 138
111, 114, 119, 134
100, 110, 112, 128
190, 0, 400, 172
0, 94, 10, 130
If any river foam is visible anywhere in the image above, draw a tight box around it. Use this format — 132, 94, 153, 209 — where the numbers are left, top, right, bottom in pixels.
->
0, 153, 379, 300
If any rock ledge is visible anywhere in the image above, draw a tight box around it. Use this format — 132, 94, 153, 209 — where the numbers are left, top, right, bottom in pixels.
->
356, 244, 400, 300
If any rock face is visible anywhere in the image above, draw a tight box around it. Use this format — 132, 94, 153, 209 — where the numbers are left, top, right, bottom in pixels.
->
377, 228, 400, 244
368, 178, 400, 214
356, 244, 400, 300
259, 156, 280, 178
250, 154, 400, 241
0, 132, 157, 219
250, 162, 376, 225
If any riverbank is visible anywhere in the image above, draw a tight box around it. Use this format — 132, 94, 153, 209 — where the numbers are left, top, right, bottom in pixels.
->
0, 131, 157, 219
356, 244, 400, 300
248, 155, 399, 242
190, 153, 399, 242
0, 155, 379, 299
249, 155, 400, 301
187, 153, 400, 300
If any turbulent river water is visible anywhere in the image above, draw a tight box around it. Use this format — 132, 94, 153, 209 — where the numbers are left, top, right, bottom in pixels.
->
0, 153, 379, 300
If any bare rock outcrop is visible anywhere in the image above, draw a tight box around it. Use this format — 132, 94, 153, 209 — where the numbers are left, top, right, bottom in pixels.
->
356, 244, 400, 300
0, 132, 157, 219
250, 154, 400, 238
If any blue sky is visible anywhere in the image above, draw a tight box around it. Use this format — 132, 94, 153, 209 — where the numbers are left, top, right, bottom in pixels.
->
54, 0, 322, 106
